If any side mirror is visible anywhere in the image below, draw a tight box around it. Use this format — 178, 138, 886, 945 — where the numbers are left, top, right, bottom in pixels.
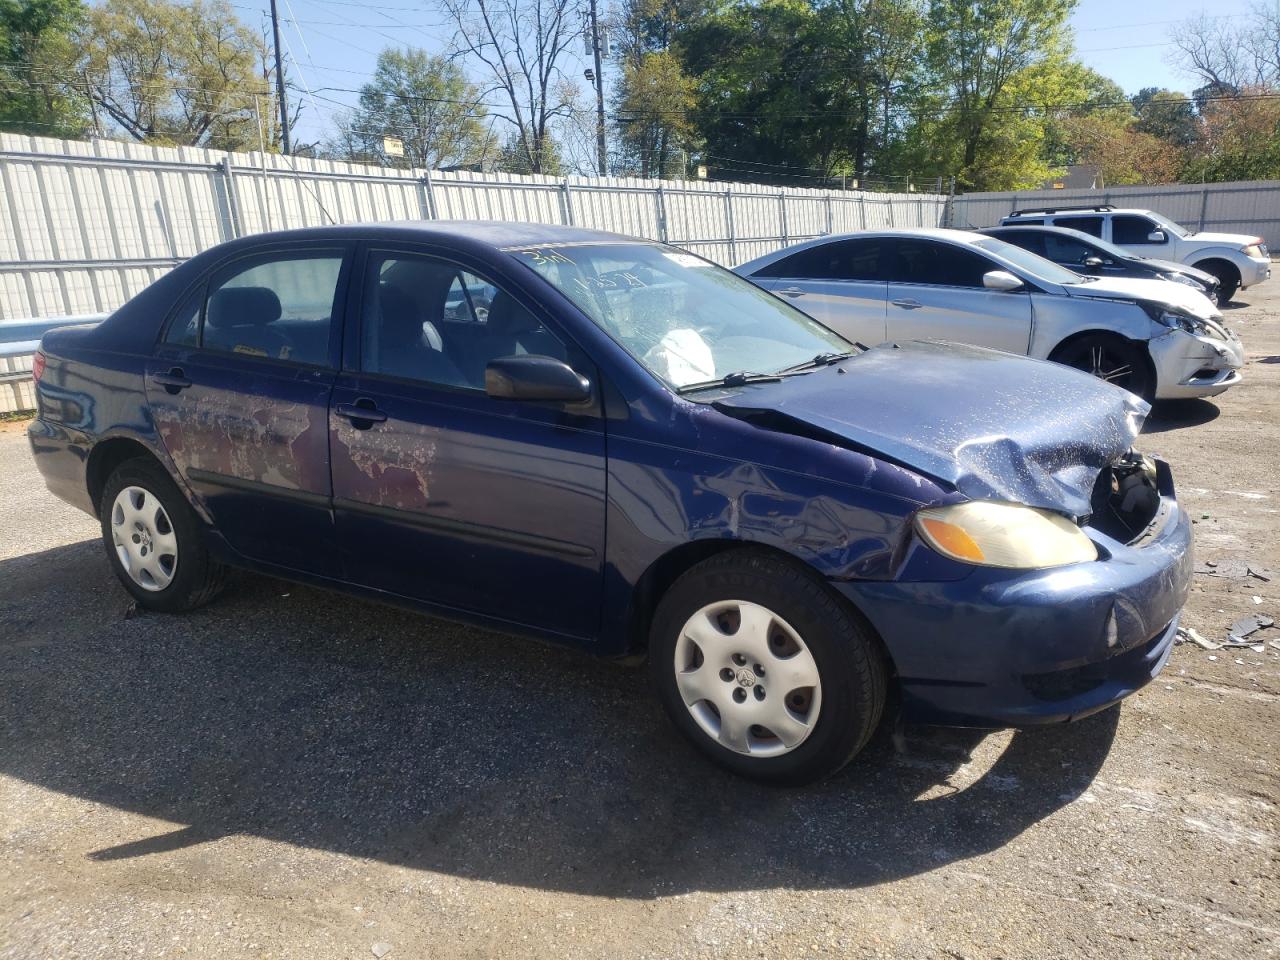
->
1146, 230, 1167, 243
485, 354, 591, 402
983, 269, 1024, 291
1082, 255, 1104, 269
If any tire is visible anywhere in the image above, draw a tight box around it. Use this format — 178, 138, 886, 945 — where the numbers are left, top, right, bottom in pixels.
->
1050, 333, 1155, 401
649, 549, 887, 785
1196, 261, 1240, 306
99, 456, 226, 613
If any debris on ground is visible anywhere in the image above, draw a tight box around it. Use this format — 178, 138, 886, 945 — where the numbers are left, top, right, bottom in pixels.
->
1176, 626, 1220, 650
1194, 559, 1275, 581
1226, 614, 1275, 645
371, 944, 392, 959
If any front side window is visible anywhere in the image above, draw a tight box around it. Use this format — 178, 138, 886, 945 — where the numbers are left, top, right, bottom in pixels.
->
1113, 214, 1164, 245
883, 239, 993, 288
365, 253, 567, 390
1043, 233, 1096, 264
202, 255, 343, 365
994, 231, 1047, 257
1052, 215, 1103, 238
511, 243, 849, 389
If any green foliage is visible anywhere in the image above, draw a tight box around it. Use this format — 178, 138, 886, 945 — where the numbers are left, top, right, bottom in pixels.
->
614, 50, 697, 177
330, 48, 494, 169
0, 0, 90, 136
79, 0, 268, 148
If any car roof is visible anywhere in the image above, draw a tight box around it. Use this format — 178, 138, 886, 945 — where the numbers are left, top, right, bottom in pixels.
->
216, 220, 642, 249
734, 227, 991, 272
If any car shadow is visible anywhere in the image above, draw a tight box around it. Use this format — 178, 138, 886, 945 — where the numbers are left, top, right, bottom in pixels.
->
1143, 398, 1221, 433
0, 541, 1120, 898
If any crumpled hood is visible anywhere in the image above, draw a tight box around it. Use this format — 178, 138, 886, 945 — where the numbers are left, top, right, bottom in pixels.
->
1064, 275, 1220, 320
712, 340, 1149, 518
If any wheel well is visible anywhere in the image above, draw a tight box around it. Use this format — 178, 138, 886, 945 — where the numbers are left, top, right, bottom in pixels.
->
85, 437, 157, 516
1049, 329, 1156, 373
1192, 257, 1241, 286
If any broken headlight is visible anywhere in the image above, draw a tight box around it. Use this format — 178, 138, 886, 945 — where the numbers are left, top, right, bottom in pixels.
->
914, 501, 1097, 569
1141, 301, 1206, 335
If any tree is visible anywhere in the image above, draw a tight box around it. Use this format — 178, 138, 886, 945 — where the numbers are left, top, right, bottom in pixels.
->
0, 0, 90, 136
1132, 88, 1198, 148
925, 0, 1076, 189
78, 0, 269, 148
1182, 84, 1280, 182
435, 0, 579, 174
330, 48, 495, 169
614, 50, 696, 177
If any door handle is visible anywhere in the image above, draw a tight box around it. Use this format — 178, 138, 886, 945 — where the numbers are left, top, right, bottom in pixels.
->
891, 298, 923, 310
335, 399, 388, 426
152, 367, 192, 393
777, 286, 805, 298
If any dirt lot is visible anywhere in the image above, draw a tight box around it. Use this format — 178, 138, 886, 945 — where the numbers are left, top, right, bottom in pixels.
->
1, 292, 1277, 960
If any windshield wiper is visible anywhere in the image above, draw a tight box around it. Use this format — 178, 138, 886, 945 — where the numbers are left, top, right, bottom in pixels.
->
677, 370, 804, 394
779, 350, 858, 373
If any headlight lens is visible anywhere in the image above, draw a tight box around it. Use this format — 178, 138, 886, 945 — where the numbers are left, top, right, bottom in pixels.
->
1241, 244, 1264, 258
1168, 272, 1199, 287
915, 501, 1097, 569
1141, 301, 1206, 335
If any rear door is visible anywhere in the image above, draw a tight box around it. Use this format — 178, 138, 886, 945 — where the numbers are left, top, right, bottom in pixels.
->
146, 246, 351, 575
882, 238, 1032, 354
328, 245, 607, 640
747, 239, 888, 344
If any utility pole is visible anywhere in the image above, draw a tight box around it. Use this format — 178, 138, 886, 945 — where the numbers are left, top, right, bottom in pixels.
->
269, 0, 291, 154
587, 0, 606, 175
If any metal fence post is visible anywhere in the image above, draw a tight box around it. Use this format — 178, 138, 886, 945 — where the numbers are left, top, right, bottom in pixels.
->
858, 193, 867, 229
420, 167, 439, 220
825, 193, 834, 235
779, 191, 788, 245
561, 177, 576, 226
724, 188, 737, 263
1199, 186, 1210, 232
218, 157, 242, 239
655, 182, 667, 241
887, 195, 895, 227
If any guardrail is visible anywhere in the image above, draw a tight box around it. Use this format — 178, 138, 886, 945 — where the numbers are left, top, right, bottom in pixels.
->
0, 314, 105, 414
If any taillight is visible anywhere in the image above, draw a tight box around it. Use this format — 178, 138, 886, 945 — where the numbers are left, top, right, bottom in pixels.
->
32, 351, 46, 382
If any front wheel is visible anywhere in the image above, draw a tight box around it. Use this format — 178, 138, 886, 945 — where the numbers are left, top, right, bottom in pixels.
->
649, 550, 887, 785
1050, 334, 1154, 401
99, 457, 226, 612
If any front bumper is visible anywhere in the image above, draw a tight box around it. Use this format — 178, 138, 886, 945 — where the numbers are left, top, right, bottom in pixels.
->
837, 465, 1193, 727
1150, 328, 1245, 399
1241, 256, 1271, 288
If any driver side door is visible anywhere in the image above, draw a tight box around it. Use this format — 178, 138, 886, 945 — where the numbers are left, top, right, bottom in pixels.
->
329, 246, 608, 640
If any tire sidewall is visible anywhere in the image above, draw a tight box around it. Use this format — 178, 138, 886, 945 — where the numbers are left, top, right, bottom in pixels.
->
649, 552, 883, 784
99, 457, 215, 612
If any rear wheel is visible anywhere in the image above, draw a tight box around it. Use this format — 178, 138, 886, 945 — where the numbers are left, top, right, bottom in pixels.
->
1051, 334, 1154, 401
649, 550, 887, 785
99, 457, 226, 612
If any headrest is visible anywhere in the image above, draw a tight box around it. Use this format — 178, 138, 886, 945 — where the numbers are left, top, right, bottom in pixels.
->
206, 287, 282, 329
487, 290, 540, 335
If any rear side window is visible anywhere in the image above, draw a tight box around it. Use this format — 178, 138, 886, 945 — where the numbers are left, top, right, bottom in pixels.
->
1051, 216, 1103, 237
201, 255, 344, 365
884, 239, 993, 288
752, 239, 881, 281
1112, 215, 1161, 244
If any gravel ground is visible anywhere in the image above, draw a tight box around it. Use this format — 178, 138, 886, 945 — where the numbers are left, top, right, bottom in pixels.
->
1, 293, 1278, 960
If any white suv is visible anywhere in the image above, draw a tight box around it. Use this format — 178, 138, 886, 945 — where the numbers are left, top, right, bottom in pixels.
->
999, 205, 1270, 305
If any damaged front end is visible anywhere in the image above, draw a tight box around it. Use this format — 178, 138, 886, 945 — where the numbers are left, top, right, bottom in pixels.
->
1087, 451, 1165, 545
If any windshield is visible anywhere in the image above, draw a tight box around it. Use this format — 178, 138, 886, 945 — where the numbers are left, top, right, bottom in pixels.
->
509, 242, 851, 389
971, 237, 1088, 285
1149, 212, 1189, 238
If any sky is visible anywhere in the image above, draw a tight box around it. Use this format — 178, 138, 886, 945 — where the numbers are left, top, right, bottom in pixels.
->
224, 0, 1260, 153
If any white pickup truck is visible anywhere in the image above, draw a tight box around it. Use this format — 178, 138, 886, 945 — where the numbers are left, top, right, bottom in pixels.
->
1000, 205, 1270, 305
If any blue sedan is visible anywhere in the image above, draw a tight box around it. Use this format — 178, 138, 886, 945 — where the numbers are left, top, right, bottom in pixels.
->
27, 222, 1192, 784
